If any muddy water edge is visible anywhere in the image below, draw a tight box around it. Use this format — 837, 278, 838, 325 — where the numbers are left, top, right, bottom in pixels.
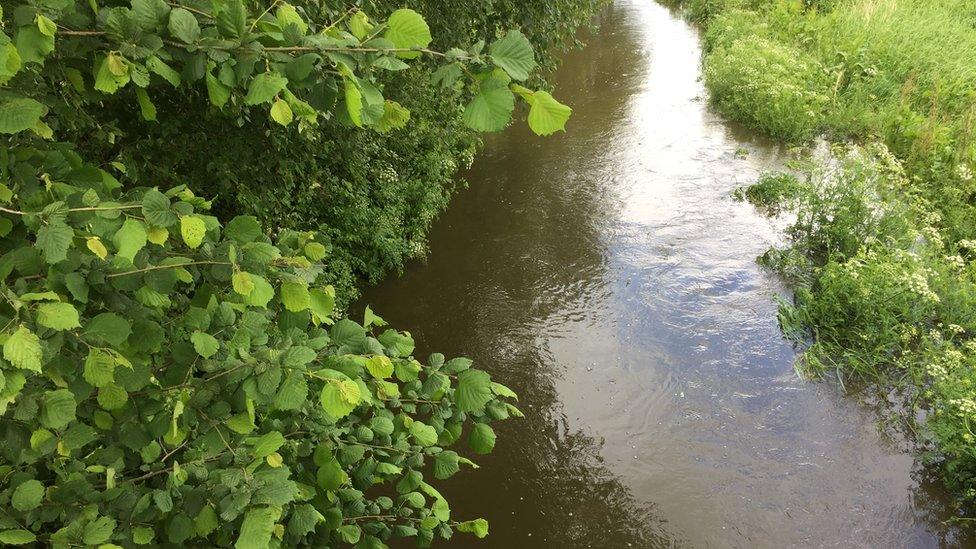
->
357, 1, 974, 546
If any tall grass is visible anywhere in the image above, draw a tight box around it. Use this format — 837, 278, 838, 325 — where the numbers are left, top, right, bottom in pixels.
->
678, 0, 976, 514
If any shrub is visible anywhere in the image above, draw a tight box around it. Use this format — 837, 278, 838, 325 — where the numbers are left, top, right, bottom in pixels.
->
100, 68, 478, 305
704, 34, 830, 141
0, 148, 520, 546
733, 172, 803, 215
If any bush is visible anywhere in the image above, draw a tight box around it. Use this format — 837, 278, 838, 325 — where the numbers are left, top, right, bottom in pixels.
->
100, 69, 478, 305
704, 34, 830, 141
0, 146, 520, 546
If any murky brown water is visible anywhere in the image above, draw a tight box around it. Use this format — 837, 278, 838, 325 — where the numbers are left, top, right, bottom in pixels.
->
359, 1, 972, 547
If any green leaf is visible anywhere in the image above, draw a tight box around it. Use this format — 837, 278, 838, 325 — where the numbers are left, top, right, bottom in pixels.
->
11, 480, 43, 511
420, 483, 450, 521
180, 215, 206, 248
84, 313, 131, 345
462, 77, 514, 132
280, 280, 310, 312
82, 516, 115, 545
490, 30, 536, 81
432, 450, 459, 479
274, 371, 308, 412
84, 349, 116, 387
97, 383, 128, 410
270, 98, 293, 126
347, 11, 371, 39
330, 319, 366, 350
245, 72, 288, 105
370, 416, 394, 436
4, 326, 42, 372
216, 0, 247, 39
0, 530, 37, 545
0, 97, 45, 134
320, 378, 361, 419
15, 26, 54, 65
35, 15, 57, 37
394, 359, 421, 382
168, 8, 200, 43
336, 524, 361, 544
365, 355, 393, 379
132, 526, 155, 545
304, 242, 326, 261
409, 421, 437, 447
0, 43, 22, 86
343, 77, 363, 127
316, 458, 348, 491
455, 369, 493, 413
35, 221, 74, 263
384, 9, 431, 59
148, 56, 181, 86
490, 381, 518, 400
191, 330, 219, 358
234, 506, 280, 549
375, 100, 410, 133
276, 3, 307, 34
30, 428, 53, 451
94, 55, 130, 93
457, 518, 489, 539
469, 423, 496, 454
167, 514, 194, 543
379, 330, 414, 357
113, 219, 148, 262
132, 0, 170, 30
431, 64, 463, 89
206, 70, 231, 108
224, 216, 262, 243
232, 271, 254, 296
309, 287, 335, 322
526, 90, 572, 136
244, 276, 274, 308
195, 506, 218, 537
142, 189, 177, 227
250, 431, 284, 457
287, 504, 323, 538
442, 357, 472, 374
135, 88, 157, 121
41, 389, 77, 430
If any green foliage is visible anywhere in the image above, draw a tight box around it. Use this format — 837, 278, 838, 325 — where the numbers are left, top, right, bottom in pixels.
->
0, 0, 604, 543
26, 0, 599, 307
0, 0, 567, 136
104, 68, 474, 304
732, 172, 803, 215
0, 160, 520, 545
704, 32, 829, 141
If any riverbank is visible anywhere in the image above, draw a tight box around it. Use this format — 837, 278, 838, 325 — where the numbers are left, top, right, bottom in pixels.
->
667, 0, 976, 514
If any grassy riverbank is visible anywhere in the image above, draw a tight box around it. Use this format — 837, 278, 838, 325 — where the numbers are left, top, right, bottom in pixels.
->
669, 0, 976, 512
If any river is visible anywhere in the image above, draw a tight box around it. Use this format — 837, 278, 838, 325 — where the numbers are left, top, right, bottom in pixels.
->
359, 1, 971, 546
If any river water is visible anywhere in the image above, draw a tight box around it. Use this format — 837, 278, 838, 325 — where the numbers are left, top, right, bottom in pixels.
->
360, 1, 971, 546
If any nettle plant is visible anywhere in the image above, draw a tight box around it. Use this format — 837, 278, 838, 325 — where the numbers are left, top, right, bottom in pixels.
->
0, 0, 544, 547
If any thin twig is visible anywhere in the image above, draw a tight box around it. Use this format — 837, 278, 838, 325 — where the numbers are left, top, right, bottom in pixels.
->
105, 261, 231, 278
